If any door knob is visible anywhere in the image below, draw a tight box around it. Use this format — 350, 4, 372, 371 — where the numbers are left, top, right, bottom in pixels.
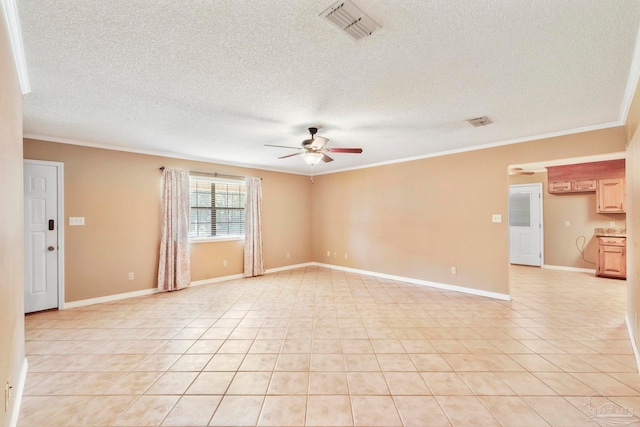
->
48, 246, 55, 251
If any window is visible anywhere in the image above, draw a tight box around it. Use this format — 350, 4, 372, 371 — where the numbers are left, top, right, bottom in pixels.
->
189, 176, 246, 239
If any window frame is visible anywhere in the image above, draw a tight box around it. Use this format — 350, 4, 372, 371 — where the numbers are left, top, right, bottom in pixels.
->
188, 175, 246, 243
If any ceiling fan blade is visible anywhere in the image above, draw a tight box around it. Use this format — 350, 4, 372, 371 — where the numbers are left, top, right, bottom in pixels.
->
326, 148, 363, 153
265, 144, 300, 150
321, 153, 334, 163
278, 152, 302, 159
311, 136, 329, 150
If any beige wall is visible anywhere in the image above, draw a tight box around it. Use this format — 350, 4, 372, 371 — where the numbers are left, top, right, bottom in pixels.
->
311, 127, 626, 296
510, 171, 625, 269
23, 140, 312, 302
0, 10, 26, 426
625, 80, 640, 364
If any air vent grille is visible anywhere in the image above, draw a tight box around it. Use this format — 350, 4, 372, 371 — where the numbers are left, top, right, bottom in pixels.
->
320, 1, 380, 40
467, 116, 493, 127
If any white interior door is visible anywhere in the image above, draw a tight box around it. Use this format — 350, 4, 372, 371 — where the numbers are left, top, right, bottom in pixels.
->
509, 183, 543, 266
24, 161, 61, 313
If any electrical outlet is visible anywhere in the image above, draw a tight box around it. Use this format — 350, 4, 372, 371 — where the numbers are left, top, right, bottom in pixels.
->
333, 252, 337, 258
128, 272, 134, 280
344, 253, 348, 259
223, 260, 228, 267
565, 221, 570, 227
450, 267, 457, 275
286, 252, 290, 258
327, 250, 330, 257
69, 216, 85, 226
492, 214, 502, 223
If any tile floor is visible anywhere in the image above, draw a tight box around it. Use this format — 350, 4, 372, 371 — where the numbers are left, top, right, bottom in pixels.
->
18, 265, 640, 426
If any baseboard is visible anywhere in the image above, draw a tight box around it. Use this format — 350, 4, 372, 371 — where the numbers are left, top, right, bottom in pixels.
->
543, 264, 596, 274
62, 287, 159, 309
313, 262, 511, 301
9, 358, 28, 427
266, 262, 315, 274
191, 273, 245, 287
626, 313, 640, 374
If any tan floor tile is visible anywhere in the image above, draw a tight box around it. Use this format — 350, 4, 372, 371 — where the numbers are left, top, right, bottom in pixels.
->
168, 353, 213, 371
534, 372, 597, 395
62, 395, 138, 426
105, 371, 163, 395
494, 371, 557, 395
376, 353, 417, 371
436, 396, 501, 426
409, 353, 453, 371
341, 339, 374, 353
146, 371, 199, 394
394, 396, 452, 427
20, 395, 96, 426
480, 396, 551, 427
161, 395, 221, 426
421, 372, 474, 396
17, 266, 640, 427
209, 395, 264, 426
186, 371, 235, 394
351, 395, 403, 426
112, 395, 179, 426
133, 353, 181, 371
508, 354, 561, 372
384, 371, 431, 395
306, 395, 353, 426
204, 353, 245, 371
310, 353, 345, 371
274, 353, 310, 371
344, 353, 381, 371
239, 353, 278, 371
347, 371, 390, 395
268, 371, 309, 394
186, 339, 224, 354
258, 395, 307, 426
458, 371, 515, 396
309, 371, 348, 394
227, 371, 272, 395
523, 396, 594, 427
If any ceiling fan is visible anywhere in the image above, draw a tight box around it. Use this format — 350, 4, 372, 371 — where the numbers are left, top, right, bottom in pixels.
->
265, 127, 363, 165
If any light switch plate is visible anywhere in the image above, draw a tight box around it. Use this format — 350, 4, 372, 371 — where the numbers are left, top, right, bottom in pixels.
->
492, 214, 502, 223
69, 217, 85, 226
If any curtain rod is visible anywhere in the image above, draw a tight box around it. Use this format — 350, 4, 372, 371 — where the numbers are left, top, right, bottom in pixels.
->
159, 167, 260, 180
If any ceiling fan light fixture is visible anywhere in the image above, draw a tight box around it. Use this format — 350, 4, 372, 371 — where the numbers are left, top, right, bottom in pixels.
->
302, 152, 323, 166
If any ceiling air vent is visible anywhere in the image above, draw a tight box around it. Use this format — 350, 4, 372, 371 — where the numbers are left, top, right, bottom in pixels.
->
467, 116, 493, 127
320, 0, 380, 40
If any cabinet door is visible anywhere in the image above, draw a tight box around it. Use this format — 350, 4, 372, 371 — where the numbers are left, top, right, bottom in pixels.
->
572, 179, 596, 192
549, 181, 572, 193
598, 245, 626, 278
597, 178, 625, 213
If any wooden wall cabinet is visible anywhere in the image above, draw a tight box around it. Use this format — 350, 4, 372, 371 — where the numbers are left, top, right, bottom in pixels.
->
546, 159, 624, 195
597, 178, 625, 213
596, 236, 626, 279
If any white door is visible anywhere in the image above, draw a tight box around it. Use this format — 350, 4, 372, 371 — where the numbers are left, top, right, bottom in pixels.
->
24, 161, 61, 313
509, 183, 543, 266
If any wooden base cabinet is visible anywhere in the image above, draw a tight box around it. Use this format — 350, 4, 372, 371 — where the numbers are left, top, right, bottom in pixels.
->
596, 236, 626, 279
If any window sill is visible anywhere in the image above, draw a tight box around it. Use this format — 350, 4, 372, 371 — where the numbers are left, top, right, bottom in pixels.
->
190, 236, 245, 244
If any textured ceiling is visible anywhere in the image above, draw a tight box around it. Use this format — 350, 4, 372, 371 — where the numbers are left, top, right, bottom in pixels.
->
18, 0, 640, 175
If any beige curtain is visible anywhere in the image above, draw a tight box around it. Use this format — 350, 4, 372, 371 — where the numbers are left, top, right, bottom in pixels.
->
158, 169, 191, 291
244, 176, 265, 277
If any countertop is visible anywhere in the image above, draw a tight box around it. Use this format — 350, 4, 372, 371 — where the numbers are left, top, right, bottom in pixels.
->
594, 227, 626, 237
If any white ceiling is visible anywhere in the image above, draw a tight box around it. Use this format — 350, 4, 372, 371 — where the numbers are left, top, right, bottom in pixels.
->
18, 0, 640, 175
